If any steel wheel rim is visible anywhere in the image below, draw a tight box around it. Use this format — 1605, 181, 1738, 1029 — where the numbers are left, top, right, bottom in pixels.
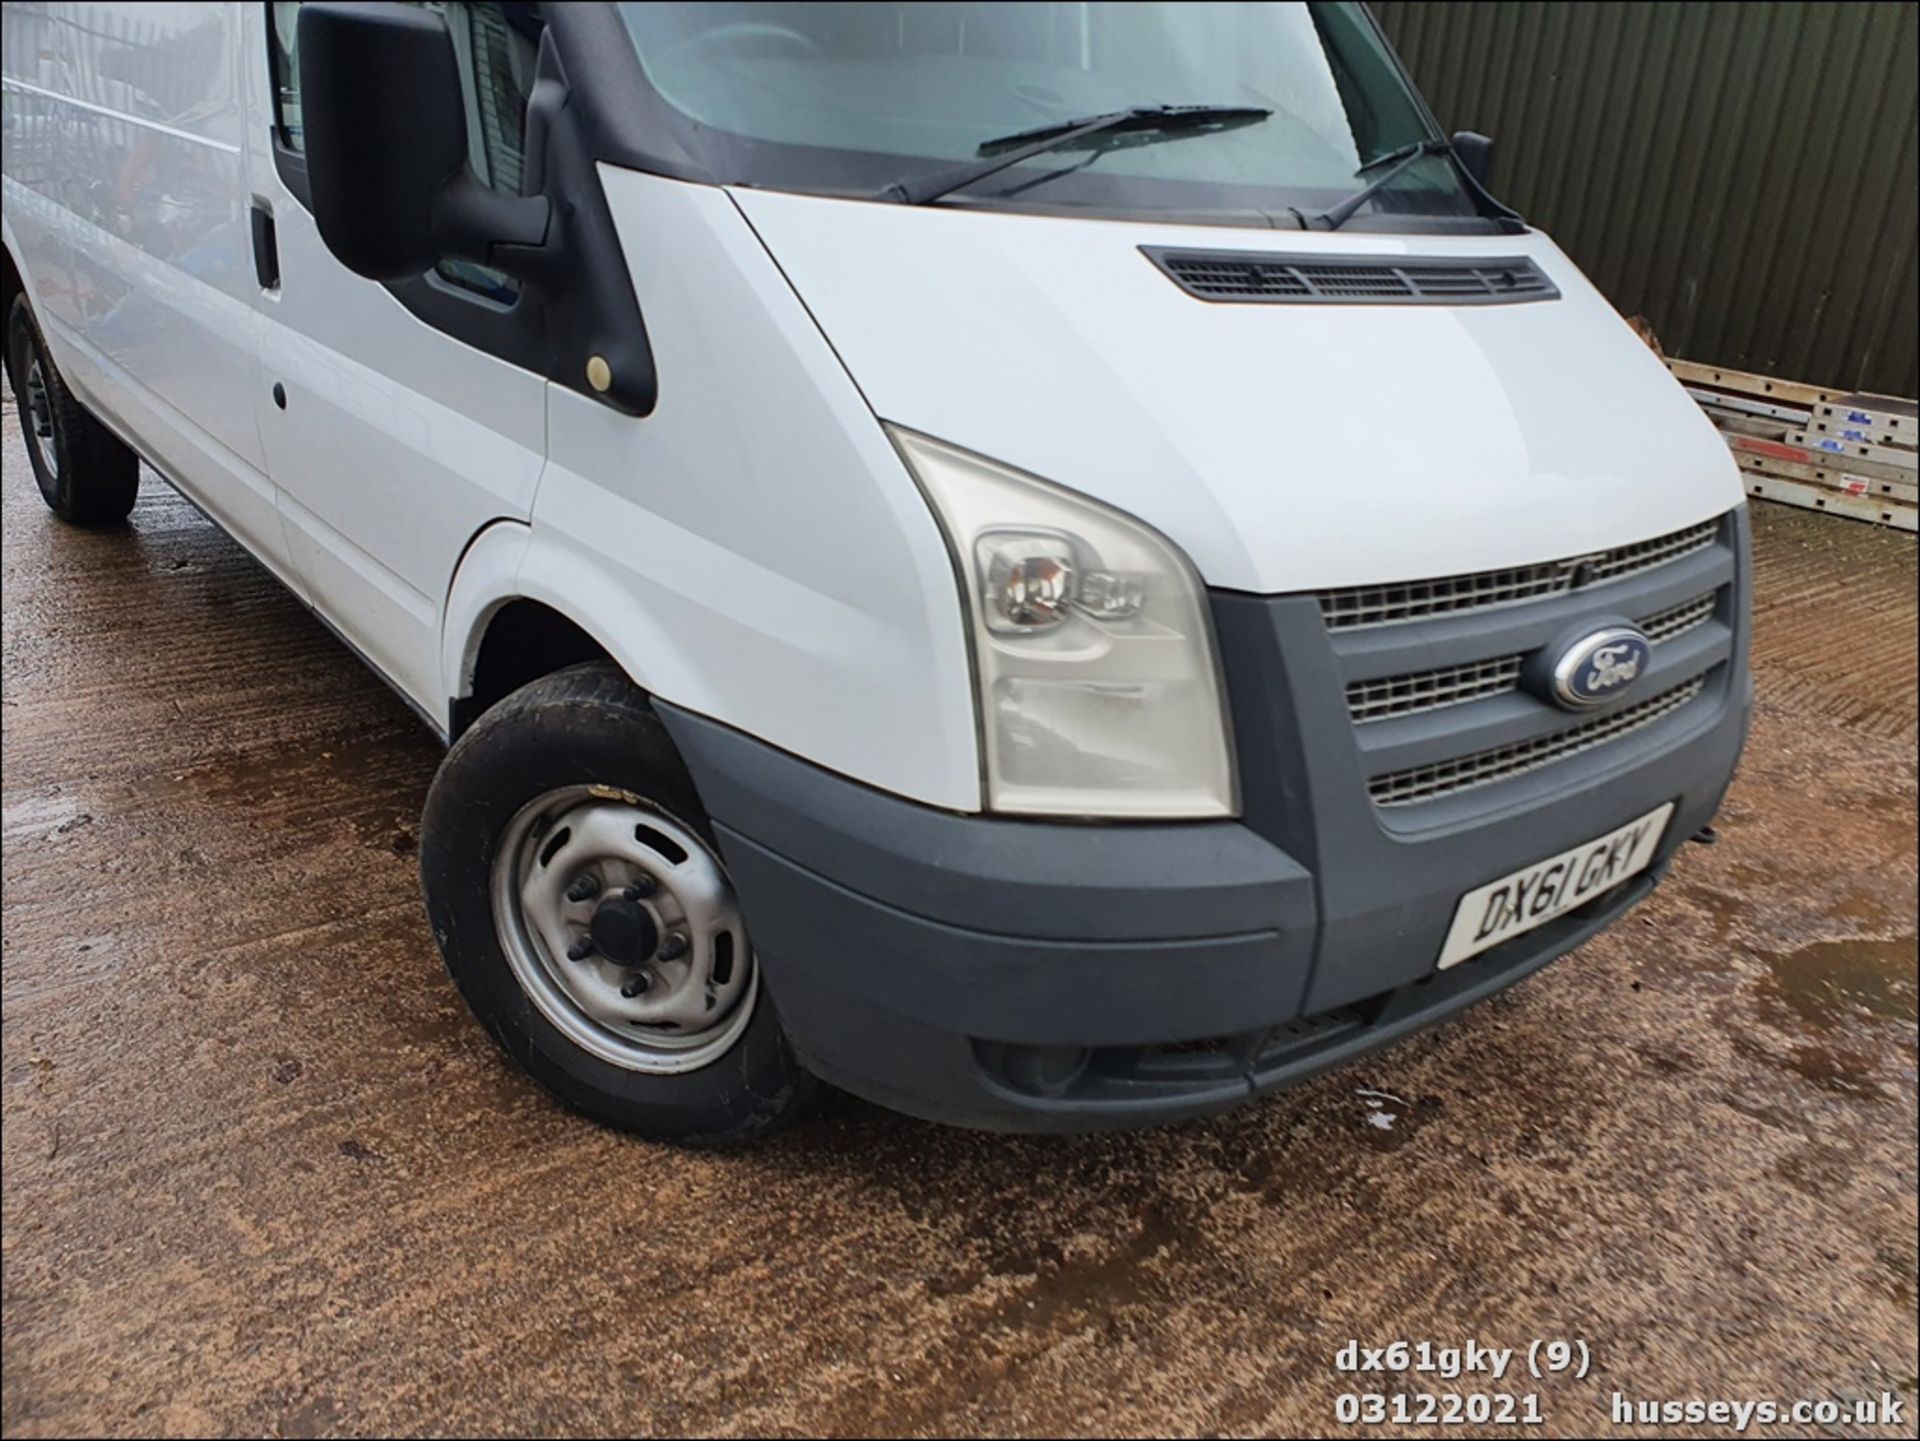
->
24, 356, 58, 480
489, 785, 758, 1075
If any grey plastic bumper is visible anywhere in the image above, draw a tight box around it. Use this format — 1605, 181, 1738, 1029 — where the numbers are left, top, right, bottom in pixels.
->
656, 662, 1748, 1132
657, 507, 1752, 1133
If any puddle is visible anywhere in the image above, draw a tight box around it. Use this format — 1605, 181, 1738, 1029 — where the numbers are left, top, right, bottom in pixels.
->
1780, 1043, 1885, 1098
1831, 892, 1901, 931
1226, 1110, 1347, 1205
1, 792, 93, 844
1728, 1032, 1886, 1102
1757, 936, 1918, 1032
1674, 881, 1748, 942
1352, 1087, 1442, 1152
978, 1203, 1199, 1337
1724, 935, 1917, 1102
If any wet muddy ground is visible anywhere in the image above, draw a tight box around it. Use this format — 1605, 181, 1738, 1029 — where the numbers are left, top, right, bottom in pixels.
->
3, 402, 1915, 1438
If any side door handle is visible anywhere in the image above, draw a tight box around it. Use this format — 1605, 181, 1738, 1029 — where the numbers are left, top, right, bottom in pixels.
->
250, 200, 280, 291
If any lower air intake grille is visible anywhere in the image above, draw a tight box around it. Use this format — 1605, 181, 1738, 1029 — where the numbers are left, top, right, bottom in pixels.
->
1320, 519, 1720, 630
1369, 677, 1707, 807
1142, 248, 1559, 305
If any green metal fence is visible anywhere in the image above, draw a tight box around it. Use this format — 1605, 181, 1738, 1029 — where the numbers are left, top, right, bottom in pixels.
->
1375, 1, 1918, 398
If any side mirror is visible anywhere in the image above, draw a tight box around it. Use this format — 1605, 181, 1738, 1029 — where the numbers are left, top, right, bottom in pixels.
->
297, 2, 549, 283
1450, 130, 1495, 188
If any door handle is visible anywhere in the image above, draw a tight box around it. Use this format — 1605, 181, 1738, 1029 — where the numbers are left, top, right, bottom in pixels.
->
250, 201, 280, 291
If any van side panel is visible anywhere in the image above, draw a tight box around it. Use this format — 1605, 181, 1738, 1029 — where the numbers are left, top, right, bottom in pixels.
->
531, 167, 980, 812
2, 8, 82, 335
7, 2, 297, 587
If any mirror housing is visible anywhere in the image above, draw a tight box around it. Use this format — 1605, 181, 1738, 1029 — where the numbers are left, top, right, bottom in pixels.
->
1450, 130, 1496, 188
297, 2, 550, 283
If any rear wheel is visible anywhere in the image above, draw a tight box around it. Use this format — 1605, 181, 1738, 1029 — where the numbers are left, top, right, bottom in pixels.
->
420, 662, 815, 1145
6, 295, 139, 525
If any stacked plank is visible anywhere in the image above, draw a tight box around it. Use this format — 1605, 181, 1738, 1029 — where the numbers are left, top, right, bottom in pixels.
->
1669, 358, 1917, 533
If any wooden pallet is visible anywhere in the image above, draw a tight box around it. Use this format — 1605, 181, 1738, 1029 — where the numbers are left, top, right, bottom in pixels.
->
1788, 428, 1918, 471
1667, 358, 1844, 408
1809, 399, 1917, 449
1682, 385, 1811, 426
1742, 472, 1918, 531
1728, 433, 1917, 489
1704, 408, 1789, 443
1732, 437, 1917, 529
1668, 358, 1916, 418
1701, 407, 1793, 442
1670, 358, 1917, 532
1732, 448, 1918, 505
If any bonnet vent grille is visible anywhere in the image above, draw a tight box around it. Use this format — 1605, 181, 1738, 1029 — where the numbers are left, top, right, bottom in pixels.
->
1143, 248, 1559, 305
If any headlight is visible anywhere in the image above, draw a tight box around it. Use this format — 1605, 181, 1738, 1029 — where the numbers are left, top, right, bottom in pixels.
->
889, 426, 1236, 819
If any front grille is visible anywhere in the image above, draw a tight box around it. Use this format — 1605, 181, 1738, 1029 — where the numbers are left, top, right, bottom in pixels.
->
1639, 592, 1717, 643
1319, 519, 1720, 630
1368, 677, 1707, 807
1345, 588, 1719, 723
1142, 248, 1560, 306
1347, 655, 1524, 723
1589, 524, 1723, 581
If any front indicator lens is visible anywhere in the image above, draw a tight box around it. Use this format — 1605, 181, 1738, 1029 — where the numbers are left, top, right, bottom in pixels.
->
889, 427, 1236, 819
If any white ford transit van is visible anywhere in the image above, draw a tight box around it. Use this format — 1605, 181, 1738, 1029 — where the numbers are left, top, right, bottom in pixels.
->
3, 1, 1749, 1143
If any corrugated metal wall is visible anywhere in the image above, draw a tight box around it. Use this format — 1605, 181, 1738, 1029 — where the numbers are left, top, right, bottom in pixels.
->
1374, 1, 1918, 398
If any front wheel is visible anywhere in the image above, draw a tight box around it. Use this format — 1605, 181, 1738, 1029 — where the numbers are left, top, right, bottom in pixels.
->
420, 662, 815, 1145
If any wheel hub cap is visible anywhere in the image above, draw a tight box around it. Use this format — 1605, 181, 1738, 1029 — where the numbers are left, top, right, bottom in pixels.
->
24, 357, 58, 481
490, 786, 756, 1074
588, 894, 659, 967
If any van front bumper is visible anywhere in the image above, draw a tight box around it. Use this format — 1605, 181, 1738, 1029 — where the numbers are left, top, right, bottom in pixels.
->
656, 658, 1748, 1133
658, 505, 1751, 1133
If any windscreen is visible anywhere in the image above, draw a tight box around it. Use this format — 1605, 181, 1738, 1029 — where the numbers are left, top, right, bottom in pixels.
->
613, 1, 1489, 228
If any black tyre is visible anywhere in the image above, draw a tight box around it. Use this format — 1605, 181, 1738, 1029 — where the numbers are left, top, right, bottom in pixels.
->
420, 662, 816, 1145
6, 294, 139, 525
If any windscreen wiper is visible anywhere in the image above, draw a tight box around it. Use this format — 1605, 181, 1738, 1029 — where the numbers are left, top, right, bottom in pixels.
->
878, 104, 1271, 206
1295, 137, 1453, 231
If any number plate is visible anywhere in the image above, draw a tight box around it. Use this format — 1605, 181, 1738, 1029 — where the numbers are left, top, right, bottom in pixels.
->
1436, 803, 1675, 970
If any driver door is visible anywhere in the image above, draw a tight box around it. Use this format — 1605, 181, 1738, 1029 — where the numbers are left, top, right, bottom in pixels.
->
239, 0, 548, 719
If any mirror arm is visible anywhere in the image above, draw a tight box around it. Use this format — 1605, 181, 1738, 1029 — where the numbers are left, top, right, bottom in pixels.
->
430, 178, 559, 283
1446, 130, 1527, 233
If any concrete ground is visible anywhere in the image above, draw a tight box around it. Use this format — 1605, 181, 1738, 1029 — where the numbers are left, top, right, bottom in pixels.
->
2, 397, 1915, 1439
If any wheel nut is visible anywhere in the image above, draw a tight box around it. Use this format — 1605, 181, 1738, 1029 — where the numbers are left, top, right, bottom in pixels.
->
658, 932, 689, 962
623, 876, 656, 901
620, 973, 651, 999
566, 938, 596, 962
565, 875, 601, 903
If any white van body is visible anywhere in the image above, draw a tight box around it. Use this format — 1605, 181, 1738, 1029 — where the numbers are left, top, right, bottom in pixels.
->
3, 1, 1750, 1137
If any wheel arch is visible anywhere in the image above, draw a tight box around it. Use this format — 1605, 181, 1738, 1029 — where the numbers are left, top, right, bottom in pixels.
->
443, 520, 718, 742
1, 236, 21, 330
451, 597, 611, 739
2, 226, 30, 390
